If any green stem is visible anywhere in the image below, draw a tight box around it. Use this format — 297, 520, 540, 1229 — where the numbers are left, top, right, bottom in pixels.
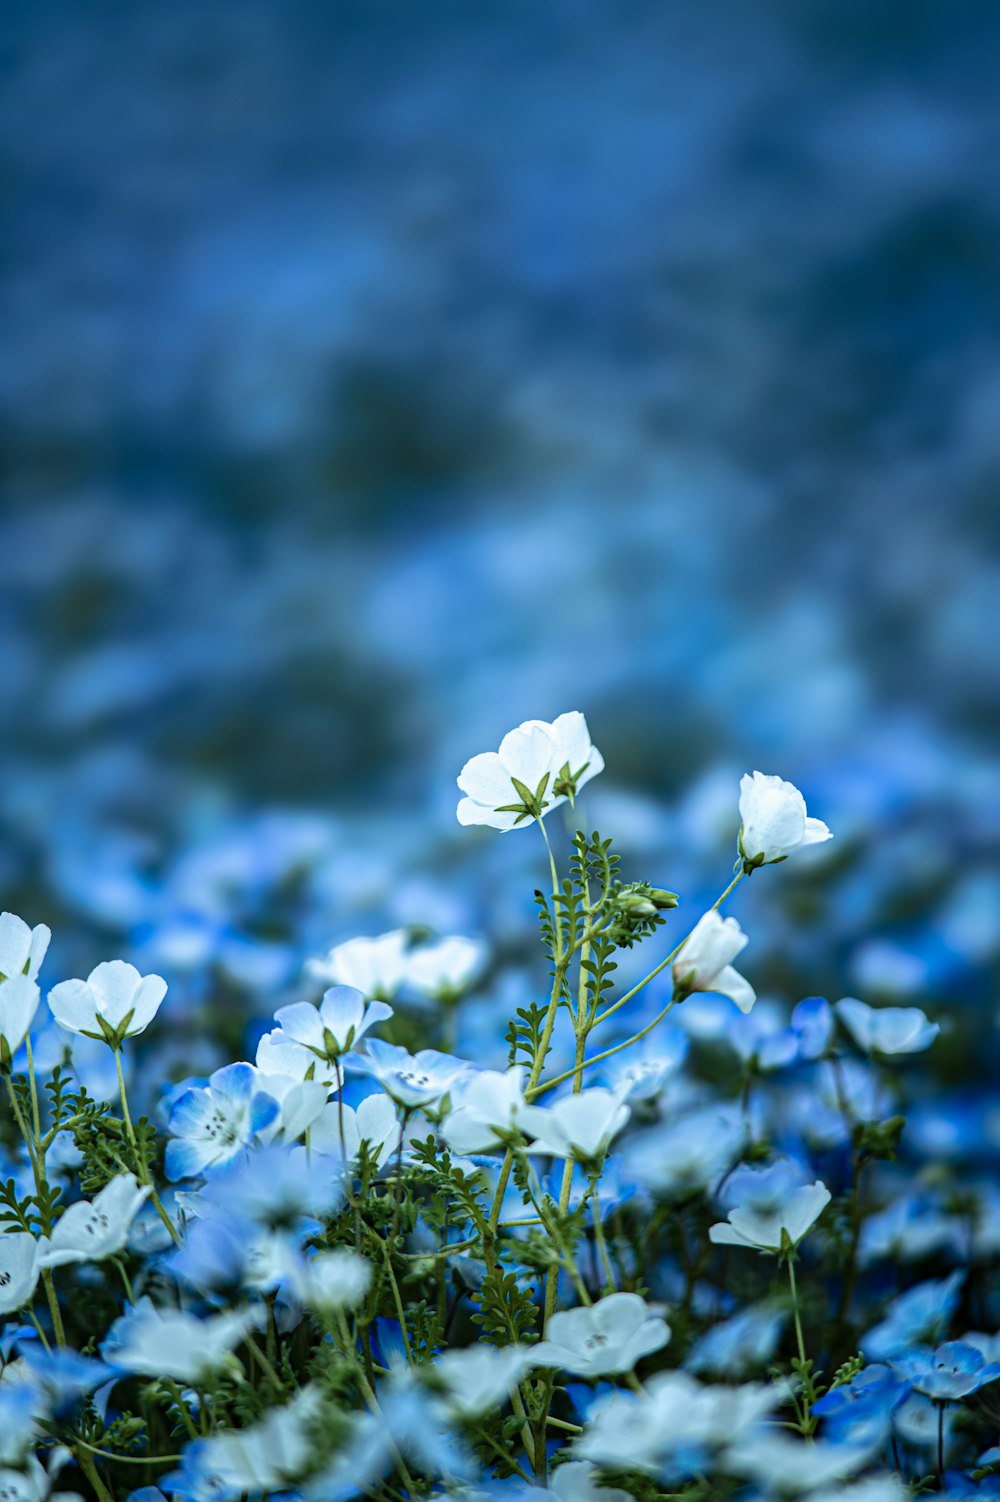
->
529, 997, 679, 1100
41, 1267, 66, 1346
114, 1048, 180, 1246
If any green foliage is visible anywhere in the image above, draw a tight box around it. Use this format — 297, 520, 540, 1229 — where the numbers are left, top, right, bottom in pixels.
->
470, 1268, 538, 1347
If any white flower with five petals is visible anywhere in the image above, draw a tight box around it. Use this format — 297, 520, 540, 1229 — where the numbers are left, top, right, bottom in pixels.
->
457, 712, 603, 832
0, 913, 51, 983
47, 961, 167, 1045
709, 1180, 831, 1255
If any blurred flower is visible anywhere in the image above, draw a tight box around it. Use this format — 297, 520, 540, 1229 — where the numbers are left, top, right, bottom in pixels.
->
684, 1303, 787, 1378
738, 771, 832, 869
307, 1092, 401, 1169
834, 998, 939, 1056
861, 1271, 965, 1361
532, 1293, 670, 1376
47, 961, 167, 1045
102, 1298, 250, 1382
286, 1248, 373, 1314
672, 910, 755, 1014
429, 1344, 536, 1419
405, 935, 487, 1002
306, 931, 409, 1000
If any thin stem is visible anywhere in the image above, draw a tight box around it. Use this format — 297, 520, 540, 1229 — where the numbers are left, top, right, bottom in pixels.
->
23, 1034, 42, 1146
529, 997, 678, 1100
114, 1048, 180, 1246
73, 1437, 184, 1466
787, 1255, 807, 1369
41, 1268, 66, 1347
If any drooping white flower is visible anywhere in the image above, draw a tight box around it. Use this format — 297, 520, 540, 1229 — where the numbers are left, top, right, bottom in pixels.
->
519, 1088, 630, 1162
0, 1231, 42, 1315
287, 1248, 372, 1315
353, 1040, 469, 1109
738, 771, 832, 869
709, 1179, 831, 1255
834, 998, 939, 1056
165, 1063, 281, 1180
672, 910, 756, 1014
306, 931, 409, 1000
0, 976, 41, 1066
533, 1293, 670, 1376
0, 914, 51, 983
273, 986, 393, 1065
102, 1297, 251, 1381
457, 711, 603, 832
441, 1066, 528, 1154
47, 961, 167, 1045
405, 936, 487, 1002
40, 1173, 152, 1269
307, 1092, 401, 1169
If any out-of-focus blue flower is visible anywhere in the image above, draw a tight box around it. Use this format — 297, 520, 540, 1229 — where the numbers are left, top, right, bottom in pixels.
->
861, 1272, 965, 1361
790, 997, 834, 1060
684, 1302, 787, 1377
813, 1364, 910, 1446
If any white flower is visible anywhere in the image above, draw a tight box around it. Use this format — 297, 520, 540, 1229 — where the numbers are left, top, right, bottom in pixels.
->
102, 1297, 251, 1381
429, 1344, 536, 1419
724, 1432, 876, 1493
457, 711, 603, 831
0, 1231, 41, 1315
573, 1372, 779, 1475
0, 976, 41, 1066
672, 910, 756, 1014
543, 1462, 633, 1502
519, 1088, 630, 1162
40, 1173, 151, 1269
709, 1179, 831, 1255
405, 936, 487, 1001
255, 1028, 336, 1089
835, 997, 939, 1056
308, 1093, 402, 1169
738, 771, 832, 869
306, 930, 409, 1000
175, 1385, 325, 1497
0, 1455, 83, 1502
273, 986, 393, 1064
287, 1248, 372, 1314
441, 1067, 528, 1154
0, 913, 51, 983
533, 1293, 670, 1376
353, 1040, 469, 1109
47, 961, 167, 1045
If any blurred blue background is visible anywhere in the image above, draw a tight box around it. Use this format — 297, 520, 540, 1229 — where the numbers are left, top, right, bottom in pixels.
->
2, 0, 999, 1064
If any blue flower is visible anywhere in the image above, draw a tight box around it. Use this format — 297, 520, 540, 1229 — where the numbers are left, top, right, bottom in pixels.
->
813, 1363, 909, 1445
166, 1062, 281, 1179
896, 1341, 1000, 1401
861, 1271, 965, 1361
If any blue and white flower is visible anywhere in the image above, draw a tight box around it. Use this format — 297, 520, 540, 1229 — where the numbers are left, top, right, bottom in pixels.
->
47, 961, 167, 1044
165, 1064, 281, 1179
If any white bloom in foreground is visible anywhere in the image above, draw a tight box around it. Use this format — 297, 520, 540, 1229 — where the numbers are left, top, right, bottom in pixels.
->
354, 1040, 469, 1109
0, 1231, 42, 1315
672, 910, 756, 1014
287, 1248, 372, 1314
47, 960, 167, 1044
533, 1293, 670, 1376
0, 976, 41, 1065
442, 1066, 528, 1154
573, 1372, 779, 1474
102, 1297, 251, 1381
273, 986, 393, 1064
457, 711, 603, 831
168, 1385, 325, 1499
709, 1179, 831, 1255
835, 997, 939, 1056
0, 913, 51, 983
306, 930, 409, 1000
429, 1344, 536, 1419
405, 936, 487, 1001
519, 1088, 630, 1162
738, 771, 832, 868
724, 1431, 876, 1493
0, 1455, 83, 1502
40, 1173, 151, 1269
307, 1092, 402, 1169
540, 1462, 633, 1502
